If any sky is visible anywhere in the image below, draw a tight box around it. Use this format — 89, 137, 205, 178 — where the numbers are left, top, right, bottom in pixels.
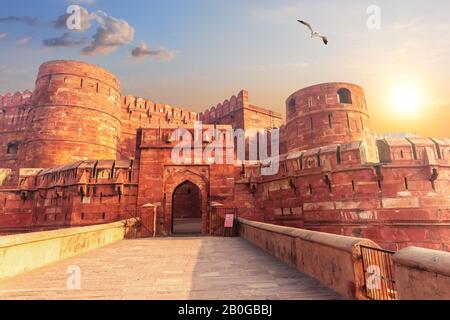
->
0, 0, 449, 137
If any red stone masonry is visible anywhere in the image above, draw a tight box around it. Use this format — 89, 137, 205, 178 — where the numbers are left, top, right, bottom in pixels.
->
20, 60, 122, 168
199, 90, 283, 130
0, 91, 33, 182
0, 60, 449, 252
119, 95, 198, 159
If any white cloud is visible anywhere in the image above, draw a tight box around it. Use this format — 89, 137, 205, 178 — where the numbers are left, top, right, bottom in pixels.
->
15, 36, 32, 45
131, 42, 176, 61
0, 32, 6, 40
43, 32, 87, 48
54, 6, 95, 32
81, 11, 135, 55
0, 16, 40, 26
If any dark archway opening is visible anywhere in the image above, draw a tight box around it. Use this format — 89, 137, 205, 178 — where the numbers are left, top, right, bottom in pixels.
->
337, 88, 353, 104
172, 181, 202, 235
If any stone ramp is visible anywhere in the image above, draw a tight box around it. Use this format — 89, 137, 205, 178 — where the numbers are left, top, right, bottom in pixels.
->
0, 237, 342, 300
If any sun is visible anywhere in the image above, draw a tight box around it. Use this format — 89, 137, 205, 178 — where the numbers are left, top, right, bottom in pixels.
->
390, 84, 424, 116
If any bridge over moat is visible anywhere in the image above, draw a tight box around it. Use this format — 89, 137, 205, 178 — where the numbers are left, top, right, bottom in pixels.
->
0, 219, 449, 300
0, 237, 341, 300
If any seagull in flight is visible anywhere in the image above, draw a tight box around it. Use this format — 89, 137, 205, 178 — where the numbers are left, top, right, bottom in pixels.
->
297, 20, 328, 45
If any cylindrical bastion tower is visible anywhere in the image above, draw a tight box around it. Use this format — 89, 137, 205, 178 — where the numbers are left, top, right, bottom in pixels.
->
21, 60, 122, 168
284, 83, 374, 153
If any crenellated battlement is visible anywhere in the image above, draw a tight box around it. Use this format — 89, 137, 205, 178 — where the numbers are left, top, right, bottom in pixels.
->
0, 60, 448, 251
199, 90, 282, 130
0, 90, 33, 108
199, 90, 248, 123
122, 95, 198, 125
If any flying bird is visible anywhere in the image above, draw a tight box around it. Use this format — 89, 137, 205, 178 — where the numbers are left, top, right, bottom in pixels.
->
297, 20, 328, 45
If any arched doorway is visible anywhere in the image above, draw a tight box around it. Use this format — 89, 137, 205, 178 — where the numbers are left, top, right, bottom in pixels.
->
172, 181, 202, 234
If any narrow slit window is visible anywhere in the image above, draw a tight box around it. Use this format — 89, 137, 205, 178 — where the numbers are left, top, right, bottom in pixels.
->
336, 146, 341, 165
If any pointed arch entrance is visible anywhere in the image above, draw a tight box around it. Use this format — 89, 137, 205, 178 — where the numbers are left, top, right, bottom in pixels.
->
172, 181, 202, 234
164, 168, 209, 235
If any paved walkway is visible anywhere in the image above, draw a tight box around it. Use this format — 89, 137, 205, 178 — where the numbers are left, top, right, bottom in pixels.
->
0, 237, 341, 300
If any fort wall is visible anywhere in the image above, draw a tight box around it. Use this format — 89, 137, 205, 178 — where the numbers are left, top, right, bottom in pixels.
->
255, 137, 450, 251
19, 60, 122, 168
0, 91, 33, 182
199, 90, 283, 130
119, 95, 198, 159
285, 83, 378, 163
0, 60, 448, 252
0, 160, 138, 234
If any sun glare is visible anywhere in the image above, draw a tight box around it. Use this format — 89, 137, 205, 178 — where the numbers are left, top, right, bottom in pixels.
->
390, 84, 424, 116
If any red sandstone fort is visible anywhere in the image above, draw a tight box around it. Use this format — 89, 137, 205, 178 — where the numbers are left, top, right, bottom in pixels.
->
0, 60, 449, 251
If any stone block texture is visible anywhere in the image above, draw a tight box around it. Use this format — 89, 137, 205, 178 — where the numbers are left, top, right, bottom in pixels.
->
0, 60, 449, 252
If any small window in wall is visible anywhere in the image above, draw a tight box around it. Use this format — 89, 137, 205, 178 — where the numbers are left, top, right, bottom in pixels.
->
336, 146, 341, 165
360, 117, 365, 131
328, 113, 333, 128
7, 142, 19, 155
431, 169, 438, 192
404, 177, 409, 190
288, 98, 296, 113
346, 113, 351, 129
338, 88, 352, 104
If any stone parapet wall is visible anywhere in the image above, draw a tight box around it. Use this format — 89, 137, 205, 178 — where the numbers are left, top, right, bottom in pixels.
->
238, 217, 380, 299
0, 218, 140, 280
393, 247, 450, 300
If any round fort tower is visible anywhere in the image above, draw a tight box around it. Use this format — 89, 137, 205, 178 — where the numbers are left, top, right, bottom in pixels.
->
284, 83, 374, 152
21, 60, 122, 168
